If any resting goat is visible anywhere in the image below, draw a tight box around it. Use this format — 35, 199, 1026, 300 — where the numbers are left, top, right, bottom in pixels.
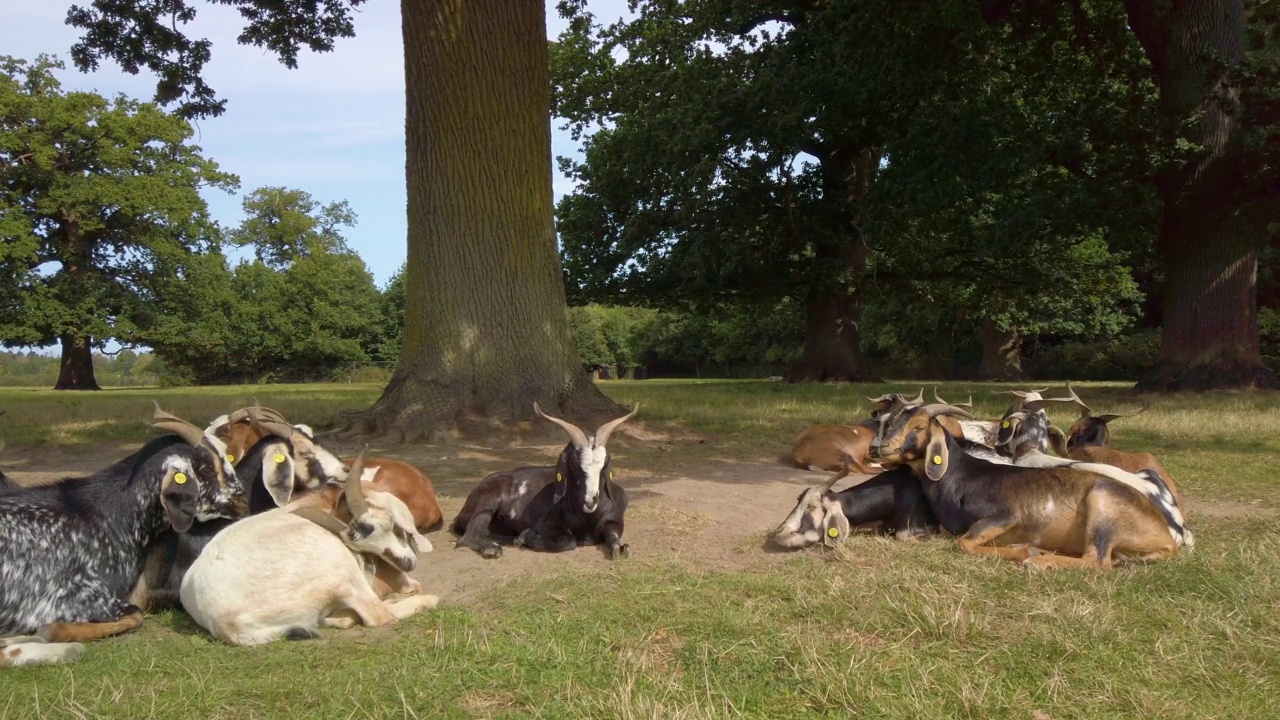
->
180, 452, 437, 646
0, 407, 246, 667
871, 403, 1187, 569
771, 466, 936, 549
454, 403, 637, 559
210, 406, 442, 530
790, 421, 884, 473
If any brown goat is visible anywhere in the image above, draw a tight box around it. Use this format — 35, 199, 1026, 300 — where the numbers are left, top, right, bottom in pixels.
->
207, 408, 443, 531
790, 423, 883, 474
872, 404, 1183, 569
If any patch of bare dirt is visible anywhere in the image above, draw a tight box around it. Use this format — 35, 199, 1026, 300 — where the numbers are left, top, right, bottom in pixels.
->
1187, 498, 1276, 519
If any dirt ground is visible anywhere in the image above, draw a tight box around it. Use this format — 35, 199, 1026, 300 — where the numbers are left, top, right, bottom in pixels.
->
2, 433, 832, 605
4, 432, 1269, 607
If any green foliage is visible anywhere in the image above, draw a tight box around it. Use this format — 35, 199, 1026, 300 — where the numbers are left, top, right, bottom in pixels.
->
375, 265, 406, 363
0, 349, 160, 387
0, 55, 238, 357
146, 187, 386, 384
228, 186, 357, 269
1025, 330, 1163, 381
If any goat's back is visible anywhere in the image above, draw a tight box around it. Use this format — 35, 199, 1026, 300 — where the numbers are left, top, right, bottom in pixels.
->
347, 457, 443, 531
791, 424, 872, 471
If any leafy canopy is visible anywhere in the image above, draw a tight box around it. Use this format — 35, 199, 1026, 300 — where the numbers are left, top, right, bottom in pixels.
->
0, 54, 237, 351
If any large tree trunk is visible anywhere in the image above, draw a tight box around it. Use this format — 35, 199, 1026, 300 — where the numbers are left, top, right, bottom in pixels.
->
55, 335, 100, 391
1124, 0, 1277, 390
342, 0, 616, 442
976, 318, 1027, 381
790, 145, 880, 383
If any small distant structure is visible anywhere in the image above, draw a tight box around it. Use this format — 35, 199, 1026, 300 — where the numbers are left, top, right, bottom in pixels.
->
586, 363, 615, 380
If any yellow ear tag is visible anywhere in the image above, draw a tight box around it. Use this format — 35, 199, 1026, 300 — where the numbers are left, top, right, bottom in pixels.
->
556, 472, 563, 482
1001, 421, 1010, 429
932, 455, 943, 465
273, 453, 286, 464
226, 454, 235, 464
173, 472, 188, 485
609, 471, 613, 481
827, 527, 839, 538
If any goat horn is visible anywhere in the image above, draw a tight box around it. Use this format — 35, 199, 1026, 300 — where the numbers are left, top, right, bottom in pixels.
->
150, 402, 208, 447
823, 464, 851, 492
533, 402, 590, 449
594, 402, 640, 448
248, 407, 295, 440
1058, 380, 1092, 418
344, 450, 369, 519
920, 403, 976, 419
1098, 398, 1149, 423
932, 387, 973, 408
906, 388, 924, 405
866, 393, 895, 403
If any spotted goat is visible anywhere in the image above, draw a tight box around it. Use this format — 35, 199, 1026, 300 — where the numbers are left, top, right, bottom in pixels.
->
0, 406, 246, 667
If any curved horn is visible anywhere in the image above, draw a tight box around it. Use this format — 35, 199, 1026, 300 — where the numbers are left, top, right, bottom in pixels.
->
920, 403, 976, 419
932, 387, 973, 408
533, 402, 589, 448
150, 402, 208, 447
1099, 398, 1149, 423
904, 388, 924, 405
247, 407, 295, 440
594, 403, 640, 448
1058, 380, 1092, 418
344, 450, 369, 519
823, 464, 851, 492
866, 393, 895, 403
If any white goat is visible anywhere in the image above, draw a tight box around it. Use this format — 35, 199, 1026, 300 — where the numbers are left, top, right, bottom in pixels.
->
179, 453, 438, 646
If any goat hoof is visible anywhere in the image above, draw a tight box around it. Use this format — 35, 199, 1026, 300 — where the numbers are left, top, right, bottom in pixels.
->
611, 543, 630, 559
480, 545, 503, 559
513, 529, 531, 547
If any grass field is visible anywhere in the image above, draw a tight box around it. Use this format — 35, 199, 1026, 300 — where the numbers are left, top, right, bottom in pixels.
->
1, 379, 1279, 719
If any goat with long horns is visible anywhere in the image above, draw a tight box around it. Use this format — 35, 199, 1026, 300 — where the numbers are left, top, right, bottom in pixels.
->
453, 403, 638, 559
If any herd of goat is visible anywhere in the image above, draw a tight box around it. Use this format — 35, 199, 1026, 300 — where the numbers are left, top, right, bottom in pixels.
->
0, 383, 1190, 668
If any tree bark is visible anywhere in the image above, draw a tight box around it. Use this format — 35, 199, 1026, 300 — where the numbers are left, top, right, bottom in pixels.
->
1123, 0, 1277, 390
55, 335, 100, 391
789, 144, 880, 383
976, 318, 1027, 381
342, 0, 616, 442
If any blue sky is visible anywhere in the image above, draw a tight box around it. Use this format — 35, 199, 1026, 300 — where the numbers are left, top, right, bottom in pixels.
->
0, 0, 631, 289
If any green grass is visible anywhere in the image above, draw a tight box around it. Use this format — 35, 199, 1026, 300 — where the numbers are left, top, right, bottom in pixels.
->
2, 378, 1279, 718
3, 520, 1277, 719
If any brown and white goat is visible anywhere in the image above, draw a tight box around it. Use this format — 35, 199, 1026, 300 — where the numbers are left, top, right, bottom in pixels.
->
790, 422, 883, 473
207, 407, 443, 531
1054, 383, 1184, 511
180, 453, 437, 646
871, 403, 1184, 570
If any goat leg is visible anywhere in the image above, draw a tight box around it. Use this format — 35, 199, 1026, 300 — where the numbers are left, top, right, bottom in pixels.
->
955, 517, 1038, 563
599, 521, 629, 559
456, 509, 504, 559
37, 603, 144, 643
512, 528, 577, 553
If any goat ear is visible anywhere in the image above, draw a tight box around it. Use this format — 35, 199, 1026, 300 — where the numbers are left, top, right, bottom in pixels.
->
924, 422, 949, 482
261, 443, 297, 507
553, 449, 571, 503
160, 468, 199, 533
820, 497, 851, 547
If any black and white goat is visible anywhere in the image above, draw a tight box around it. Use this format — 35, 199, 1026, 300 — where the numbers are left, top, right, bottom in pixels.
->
453, 403, 637, 559
129, 406, 355, 611
0, 406, 246, 667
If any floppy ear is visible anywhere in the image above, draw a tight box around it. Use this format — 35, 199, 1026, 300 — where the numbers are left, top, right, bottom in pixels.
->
260, 442, 297, 507
924, 420, 949, 482
553, 449, 572, 503
160, 468, 200, 533
820, 497, 851, 548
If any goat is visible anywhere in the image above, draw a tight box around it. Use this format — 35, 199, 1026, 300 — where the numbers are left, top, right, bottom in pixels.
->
180, 453, 438, 646
209, 406, 442, 531
873, 389, 1001, 448
771, 466, 937, 549
1051, 383, 1185, 515
0, 407, 246, 667
453, 403, 637, 559
870, 403, 1187, 569
1056, 381, 1149, 451
972, 398, 1190, 549
790, 421, 884, 473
